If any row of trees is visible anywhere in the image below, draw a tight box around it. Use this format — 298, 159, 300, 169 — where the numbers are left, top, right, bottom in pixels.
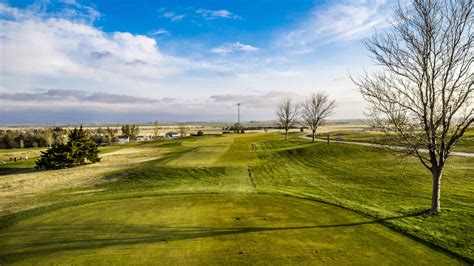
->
0, 128, 68, 149
0, 125, 144, 149
276, 92, 335, 141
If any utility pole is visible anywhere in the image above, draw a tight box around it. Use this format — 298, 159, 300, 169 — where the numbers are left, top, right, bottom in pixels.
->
237, 103, 241, 125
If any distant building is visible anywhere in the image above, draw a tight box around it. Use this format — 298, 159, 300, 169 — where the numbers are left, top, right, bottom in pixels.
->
136, 136, 151, 141
166, 131, 180, 138
117, 137, 129, 143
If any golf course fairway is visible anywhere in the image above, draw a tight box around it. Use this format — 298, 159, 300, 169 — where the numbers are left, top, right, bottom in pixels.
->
1, 133, 472, 264
0, 194, 462, 264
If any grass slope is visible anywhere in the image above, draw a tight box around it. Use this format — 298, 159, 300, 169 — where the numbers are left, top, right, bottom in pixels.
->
253, 136, 473, 259
0, 133, 472, 264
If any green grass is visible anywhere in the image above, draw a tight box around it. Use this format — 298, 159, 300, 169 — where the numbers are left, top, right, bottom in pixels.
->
456, 129, 474, 152
0, 133, 472, 264
0, 194, 461, 264
317, 128, 474, 153
0, 147, 44, 154
0, 148, 44, 174
253, 136, 473, 259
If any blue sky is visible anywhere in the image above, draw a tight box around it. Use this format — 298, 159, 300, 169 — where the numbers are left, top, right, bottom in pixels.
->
0, 0, 395, 124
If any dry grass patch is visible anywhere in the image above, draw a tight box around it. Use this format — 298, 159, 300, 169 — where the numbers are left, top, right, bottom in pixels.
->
0, 147, 165, 215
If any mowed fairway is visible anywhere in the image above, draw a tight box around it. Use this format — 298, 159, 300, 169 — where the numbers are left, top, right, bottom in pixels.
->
0, 195, 459, 264
0, 133, 472, 264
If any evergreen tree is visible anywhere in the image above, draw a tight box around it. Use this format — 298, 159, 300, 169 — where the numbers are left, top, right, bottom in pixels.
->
36, 126, 100, 170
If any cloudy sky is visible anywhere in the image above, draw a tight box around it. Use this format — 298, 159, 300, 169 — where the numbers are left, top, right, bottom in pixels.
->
0, 0, 396, 124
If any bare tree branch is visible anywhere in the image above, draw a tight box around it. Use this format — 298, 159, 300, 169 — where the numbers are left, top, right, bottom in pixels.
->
353, 0, 473, 214
301, 92, 336, 142
276, 98, 300, 140
178, 124, 188, 137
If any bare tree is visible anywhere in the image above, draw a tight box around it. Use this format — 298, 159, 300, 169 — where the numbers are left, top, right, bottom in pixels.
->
301, 93, 336, 142
106, 127, 116, 145
353, 0, 473, 214
276, 98, 300, 140
178, 124, 188, 137
43, 128, 53, 147
153, 120, 160, 139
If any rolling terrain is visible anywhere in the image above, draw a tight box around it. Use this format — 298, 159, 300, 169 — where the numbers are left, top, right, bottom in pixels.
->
0, 133, 473, 264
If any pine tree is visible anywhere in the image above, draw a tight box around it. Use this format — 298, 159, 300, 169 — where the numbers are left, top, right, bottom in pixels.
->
36, 126, 100, 170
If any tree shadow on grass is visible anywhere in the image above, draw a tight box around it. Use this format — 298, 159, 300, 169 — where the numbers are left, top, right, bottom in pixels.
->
0, 212, 429, 263
0, 167, 37, 176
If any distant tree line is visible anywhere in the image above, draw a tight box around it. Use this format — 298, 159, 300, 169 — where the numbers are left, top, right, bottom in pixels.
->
223, 123, 245, 134
0, 127, 68, 149
94, 127, 119, 145
0, 125, 133, 149
121, 124, 140, 140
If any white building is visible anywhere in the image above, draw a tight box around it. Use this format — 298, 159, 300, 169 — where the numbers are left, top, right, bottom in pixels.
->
117, 137, 129, 143
137, 136, 151, 141
166, 132, 180, 138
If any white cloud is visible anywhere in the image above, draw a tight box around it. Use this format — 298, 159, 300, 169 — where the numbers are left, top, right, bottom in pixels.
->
279, 0, 393, 53
150, 28, 169, 36
0, 3, 198, 88
0, 89, 165, 104
162, 12, 185, 22
0, 2, 371, 123
196, 9, 241, 20
211, 42, 260, 55
0, 1, 100, 24
58, 0, 101, 23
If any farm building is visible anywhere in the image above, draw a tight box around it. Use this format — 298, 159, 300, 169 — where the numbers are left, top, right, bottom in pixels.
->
136, 136, 151, 141
117, 137, 129, 143
166, 131, 180, 138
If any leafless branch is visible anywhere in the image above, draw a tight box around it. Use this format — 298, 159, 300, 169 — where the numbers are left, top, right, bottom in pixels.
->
276, 98, 300, 140
353, 0, 473, 213
301, 92, 336, 142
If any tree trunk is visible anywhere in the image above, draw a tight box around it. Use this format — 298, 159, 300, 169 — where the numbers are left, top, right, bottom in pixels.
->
285, 129, 288, 140
312, 130, 315, 142
430, 168, 442, 214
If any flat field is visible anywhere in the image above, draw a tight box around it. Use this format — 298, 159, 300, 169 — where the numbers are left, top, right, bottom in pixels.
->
0, 131, 472, 264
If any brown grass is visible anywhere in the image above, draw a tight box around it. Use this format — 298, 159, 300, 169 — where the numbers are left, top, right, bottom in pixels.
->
0, 147, 165, 214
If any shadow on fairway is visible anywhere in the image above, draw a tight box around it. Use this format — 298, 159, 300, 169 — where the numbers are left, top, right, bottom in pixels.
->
0, 212, 425, 263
